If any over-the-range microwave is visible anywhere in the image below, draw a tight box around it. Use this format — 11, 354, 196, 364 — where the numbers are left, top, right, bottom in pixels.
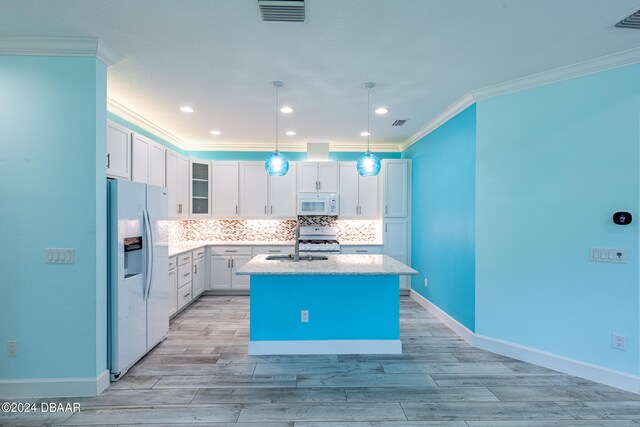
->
298, 192, 339, 216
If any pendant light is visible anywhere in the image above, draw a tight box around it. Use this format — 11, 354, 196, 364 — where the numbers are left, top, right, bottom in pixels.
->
357, 82, 381, 176
265, 81, 290, 176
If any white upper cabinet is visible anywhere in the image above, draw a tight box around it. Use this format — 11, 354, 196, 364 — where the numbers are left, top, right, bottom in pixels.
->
132, 133, 166, 186
239, 162, 269, 217
190, 160, 211, 217
213, 161, 239, 217
106, 121, 131, 180
238, 162, 297, 218
166, 150, 189, 219
131, 133, 150, 184
269, 162, 297, 218
148, 142, 166, 187
383, 159, 409, 218
339, 162, 378, 219
297, 162, 339, 193
339, 163, 359, 217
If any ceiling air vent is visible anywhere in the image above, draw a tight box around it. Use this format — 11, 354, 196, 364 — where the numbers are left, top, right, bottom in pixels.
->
259, 0, 305, 22
616, 9, 640, 28
392, 120, 407, 127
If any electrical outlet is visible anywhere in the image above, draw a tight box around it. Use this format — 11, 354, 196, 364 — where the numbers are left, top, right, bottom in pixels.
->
7, 341, 16, 356
424, 278, 428, 287
301, 310, 309, 323
612, 333, 626, 350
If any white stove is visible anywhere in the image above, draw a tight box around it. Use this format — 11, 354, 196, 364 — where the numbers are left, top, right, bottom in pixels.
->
298, 226, 340, 253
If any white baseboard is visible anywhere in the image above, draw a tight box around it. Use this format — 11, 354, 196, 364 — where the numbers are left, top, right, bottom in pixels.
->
409, 290, 474, 345
0, 370, 110, 398
249, 340, 402, 355
409, 290, 640, 394
474, 334, 640, 394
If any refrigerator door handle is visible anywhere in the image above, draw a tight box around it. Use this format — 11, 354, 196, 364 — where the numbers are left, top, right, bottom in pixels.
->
143, 209, 154, 300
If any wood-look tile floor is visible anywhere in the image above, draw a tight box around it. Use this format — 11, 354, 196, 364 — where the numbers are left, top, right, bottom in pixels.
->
6, 296, 640, 426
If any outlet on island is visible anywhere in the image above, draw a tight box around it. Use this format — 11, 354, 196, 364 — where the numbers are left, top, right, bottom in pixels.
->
301, 310, 309, 323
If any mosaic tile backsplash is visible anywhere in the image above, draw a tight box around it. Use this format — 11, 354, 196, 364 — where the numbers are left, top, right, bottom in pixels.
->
167, 216, 378, 243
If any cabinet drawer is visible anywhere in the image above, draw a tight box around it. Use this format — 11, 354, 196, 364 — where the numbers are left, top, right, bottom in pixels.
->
178, 252, 192, 266
193, 248, 205, 260
168, 256, 177, 270
251, 246, 295, 256
177, 284, 192, 310
178, 263, 192, 288
210, 246, 251, 256
341, 246, 383, 254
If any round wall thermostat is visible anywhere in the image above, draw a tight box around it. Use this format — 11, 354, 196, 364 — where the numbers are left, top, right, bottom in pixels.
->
613, 212, 632, 225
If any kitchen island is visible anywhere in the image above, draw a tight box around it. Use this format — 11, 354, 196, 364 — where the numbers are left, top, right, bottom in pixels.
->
236, 254, 418, 355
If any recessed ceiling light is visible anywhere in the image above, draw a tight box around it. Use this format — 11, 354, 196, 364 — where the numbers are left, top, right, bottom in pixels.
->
286, 130, 296, 136
180, 106, 194, 113
210, 130, 221, 135
360, 131, 370, 137
375, 107, 389, 115
280, 106, 293, 113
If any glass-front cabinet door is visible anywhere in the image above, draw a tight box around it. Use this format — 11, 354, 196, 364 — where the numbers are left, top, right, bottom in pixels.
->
190, 161, 211, 217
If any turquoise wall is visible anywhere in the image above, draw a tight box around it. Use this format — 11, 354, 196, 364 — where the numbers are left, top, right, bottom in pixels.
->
402, 106, 477, 331
476, 64, 640, 374
0, 56, 107, 380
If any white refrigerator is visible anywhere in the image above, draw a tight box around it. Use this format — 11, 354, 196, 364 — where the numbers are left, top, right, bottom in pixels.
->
108, 179, 169, 381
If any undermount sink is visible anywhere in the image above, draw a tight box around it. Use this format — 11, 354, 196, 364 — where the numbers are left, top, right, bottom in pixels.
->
265, 254, 328, 262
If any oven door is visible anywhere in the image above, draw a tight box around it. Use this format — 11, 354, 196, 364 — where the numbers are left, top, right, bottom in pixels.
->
298, 197, 328, 215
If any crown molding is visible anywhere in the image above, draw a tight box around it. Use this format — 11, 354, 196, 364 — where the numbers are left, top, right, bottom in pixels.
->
400, 46, 640, 152
472, 46, 640, 101
107, 97, 186, 148
399, 93, 475, 152
0, 36, 121, 65
182, 141, 402, 152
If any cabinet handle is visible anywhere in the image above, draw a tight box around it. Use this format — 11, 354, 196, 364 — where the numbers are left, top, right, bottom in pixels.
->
225, 250, 237, 253
183, 273, 190, 277
169, 271, 175, 276
385, 224, 387, 232
315, 181, 318, 191
184, 292, 191, 298
264, 205, 267, 215
184, 257, 190, 262
106, 153, 111, 168
356, 250, 368, 253
385, 205, 388, 215
268, 250, 280, 253
236, 205, 238, 214
318, 181, 321, 191
194, 264, 197, 274
231, 258, 234, 268
270, 205, 273, 214
227, 259, 230, 268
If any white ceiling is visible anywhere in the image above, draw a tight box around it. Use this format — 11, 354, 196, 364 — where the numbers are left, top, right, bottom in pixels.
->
1, 0, 640, 151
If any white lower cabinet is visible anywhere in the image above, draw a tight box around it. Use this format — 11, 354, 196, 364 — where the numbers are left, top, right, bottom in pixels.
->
384, 218, 411, 290
168, 256, 177, 317
251, 246, 295, 256
176, 251, 193, 310
341, 245, 383, 254
192, 249, 205, 298
210, 246, 252, 290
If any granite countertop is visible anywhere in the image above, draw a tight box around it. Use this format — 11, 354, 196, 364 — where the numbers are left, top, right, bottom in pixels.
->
236, 254, 418, 276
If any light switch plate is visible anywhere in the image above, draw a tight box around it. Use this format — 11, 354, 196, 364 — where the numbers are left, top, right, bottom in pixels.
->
590, 248, 625, 264
46, 248, 75, 264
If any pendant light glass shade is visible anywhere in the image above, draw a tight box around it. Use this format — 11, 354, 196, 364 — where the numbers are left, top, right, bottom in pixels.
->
357, 150, 381, 176
265, 81, 289, 176
358, 82, 381, 177
265, 150, 289, 176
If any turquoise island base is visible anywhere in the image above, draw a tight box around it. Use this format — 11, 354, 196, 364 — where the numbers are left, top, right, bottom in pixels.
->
236, 254, 418, 355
